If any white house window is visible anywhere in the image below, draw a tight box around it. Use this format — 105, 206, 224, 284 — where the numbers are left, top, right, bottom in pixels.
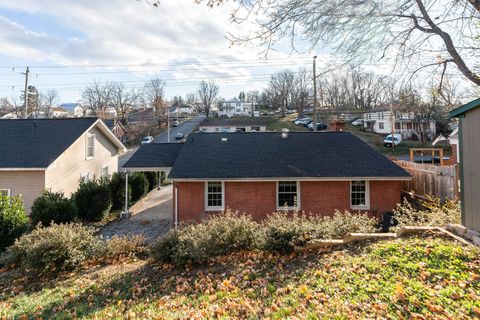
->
80, 172, 90, 181
205, 182, 224, 210
379, 122, 384, 129
277, 181, 299, 209
0, 189, 11, 197
351, 180, 370, 209
101, 165, 109, 177
86, 134, 95, 158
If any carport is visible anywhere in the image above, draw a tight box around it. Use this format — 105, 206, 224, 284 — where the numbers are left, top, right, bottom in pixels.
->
121, 143, 183, 219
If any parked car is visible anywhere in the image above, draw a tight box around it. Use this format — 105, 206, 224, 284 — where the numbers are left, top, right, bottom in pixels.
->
307, 122, 328, 131
384, 134, 402, 147
172, 120, 180, 127
175, 132, 184, 140
294, 117, 312, 126
351, 119, 364, 126
141, 136, 154, 145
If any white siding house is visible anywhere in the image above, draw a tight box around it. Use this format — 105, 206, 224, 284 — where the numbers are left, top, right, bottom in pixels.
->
218, 101, 252, 118
363, 110, 436, 140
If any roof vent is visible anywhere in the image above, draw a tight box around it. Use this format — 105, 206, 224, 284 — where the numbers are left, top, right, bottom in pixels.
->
221, 137, 228, 142
281, 128, 289, 139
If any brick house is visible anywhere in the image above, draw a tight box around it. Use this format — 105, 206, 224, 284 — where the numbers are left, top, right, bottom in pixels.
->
125, 131, 411, 225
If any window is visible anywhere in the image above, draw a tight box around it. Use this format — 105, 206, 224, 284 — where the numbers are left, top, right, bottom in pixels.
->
379, 122, 384, 129
395, 122, 400, 130
86, 134, 95, 158
80, 172, 90, 181
407, 123, 412, 129
351, 180, 369, 209
0, 189, 11, 197
102, 165, 109, 177
277, 181, 299, 209
205, 182, 224, 210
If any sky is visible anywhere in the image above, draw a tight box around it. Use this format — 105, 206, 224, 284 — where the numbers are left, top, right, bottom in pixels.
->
0, 0, 328, 103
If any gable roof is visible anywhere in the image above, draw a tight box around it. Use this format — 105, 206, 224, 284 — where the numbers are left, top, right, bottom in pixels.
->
449, 98, 480, 118
59, 103, 81, 111
0, 118, 126, 169
123, 143, 183, 170
199, 118, 269, 127
168, 132, 411, 180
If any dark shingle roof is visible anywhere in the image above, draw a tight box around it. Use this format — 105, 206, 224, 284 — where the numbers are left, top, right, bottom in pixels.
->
168, 132, 410, 179
0, 118, 98, 168
124, 143, 184, 169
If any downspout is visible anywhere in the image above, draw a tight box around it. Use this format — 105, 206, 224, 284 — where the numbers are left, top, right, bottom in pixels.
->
174, 185, 179, 229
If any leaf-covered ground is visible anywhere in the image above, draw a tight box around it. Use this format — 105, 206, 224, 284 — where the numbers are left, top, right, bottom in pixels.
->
1, 234, 479, 319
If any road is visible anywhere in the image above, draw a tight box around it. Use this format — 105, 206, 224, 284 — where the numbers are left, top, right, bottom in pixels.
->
153, 114, 205, 143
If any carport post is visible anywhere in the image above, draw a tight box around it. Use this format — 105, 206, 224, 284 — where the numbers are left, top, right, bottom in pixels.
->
122, 170, 130, 219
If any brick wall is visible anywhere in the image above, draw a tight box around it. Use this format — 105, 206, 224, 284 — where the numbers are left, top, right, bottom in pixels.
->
173, 180, 402, 222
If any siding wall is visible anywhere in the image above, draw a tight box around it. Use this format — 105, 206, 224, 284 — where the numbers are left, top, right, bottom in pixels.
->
45, 126, 119, 196
173, 180, 402, 223
0, 171, 45, 212
461, 107, 480, 230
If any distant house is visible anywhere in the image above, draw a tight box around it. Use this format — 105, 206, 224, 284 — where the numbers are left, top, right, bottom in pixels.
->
128, 108, 155, 123
449, 98, 480, 233
199, 118, 268, 133
104, 119, 128, 143
0, 118, 126, 212
218, 100, 252, 118
59, 103, 85, 117
363, 110, 436, 140
124, 132, 411, 225
52, 107, 69, 118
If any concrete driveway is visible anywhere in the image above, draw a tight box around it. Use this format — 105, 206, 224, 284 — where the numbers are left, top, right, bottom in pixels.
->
100, 185, 173, 243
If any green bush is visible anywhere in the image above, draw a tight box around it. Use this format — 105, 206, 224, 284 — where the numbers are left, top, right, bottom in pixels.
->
109, 172, 131, 210
30, 190, 78, 226
258, 212, 313, 254
393, 197, 461, 230
313, 210, 379, 239
151, 211, 258, 265
129, 172, 149, 202
1, 223, 103, 271
144, 172, 159, 191
73, 178, 112, 222
0, 194, 29, 251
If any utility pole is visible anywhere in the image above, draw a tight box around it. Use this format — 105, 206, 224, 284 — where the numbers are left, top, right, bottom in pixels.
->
167, 107, 170, 143
312, 56, 318, 132
22, 67, 29, 119
390, 104, 395, 152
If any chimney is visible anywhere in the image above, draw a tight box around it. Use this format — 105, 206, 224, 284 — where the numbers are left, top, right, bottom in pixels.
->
281, 128, 289, 139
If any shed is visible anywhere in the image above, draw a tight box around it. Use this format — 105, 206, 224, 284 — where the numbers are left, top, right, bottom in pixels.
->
449, 98, 480, 231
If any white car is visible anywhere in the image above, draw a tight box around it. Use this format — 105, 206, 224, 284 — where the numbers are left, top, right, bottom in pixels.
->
141, 136, 154, 145
294, 117, 312, 126
351, 119, 364, 126
384, 134, 402, 147
172, 120, 180, 127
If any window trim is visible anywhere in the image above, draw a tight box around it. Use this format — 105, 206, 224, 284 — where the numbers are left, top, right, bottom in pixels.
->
101, 165, 109, 177
350, 180, 370, 210
205, 181, 225, 211
86, 133, 96, 159
276, 181, 300, 211
80, 172, 90, 181
0, 188, 11, 197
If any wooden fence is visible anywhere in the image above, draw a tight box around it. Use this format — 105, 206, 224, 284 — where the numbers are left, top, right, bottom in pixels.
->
393, 160, 459, 200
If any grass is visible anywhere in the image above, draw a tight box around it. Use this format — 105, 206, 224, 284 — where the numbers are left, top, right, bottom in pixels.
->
266, 114, 309, 132
1, 234, 479, 319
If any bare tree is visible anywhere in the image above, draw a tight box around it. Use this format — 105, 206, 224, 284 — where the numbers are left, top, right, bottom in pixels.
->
111, 83, 140, 123
39, 90, 59, 118
198, 0, 480, 88
0, 96, 24, 118
144, 79, 166, 116
269, 69, 295, 117
82, 81, 114, 118
197, 80, 219, 118
292, 68, 311, 117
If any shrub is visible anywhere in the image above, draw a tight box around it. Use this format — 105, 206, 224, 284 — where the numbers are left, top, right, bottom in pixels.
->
103, 235, 147, 260
151, 211, 258, 265
109, 172, 131, 210
0, 194, 29, 251
30, 190, 78, 226
144, 172, 159, 191
314, 210, 379, 239
393, 197, 461, 229
1, 223, 103, 271
73, 178, 112, 222
129, 172, 149, 202
258, 212, 314, 254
